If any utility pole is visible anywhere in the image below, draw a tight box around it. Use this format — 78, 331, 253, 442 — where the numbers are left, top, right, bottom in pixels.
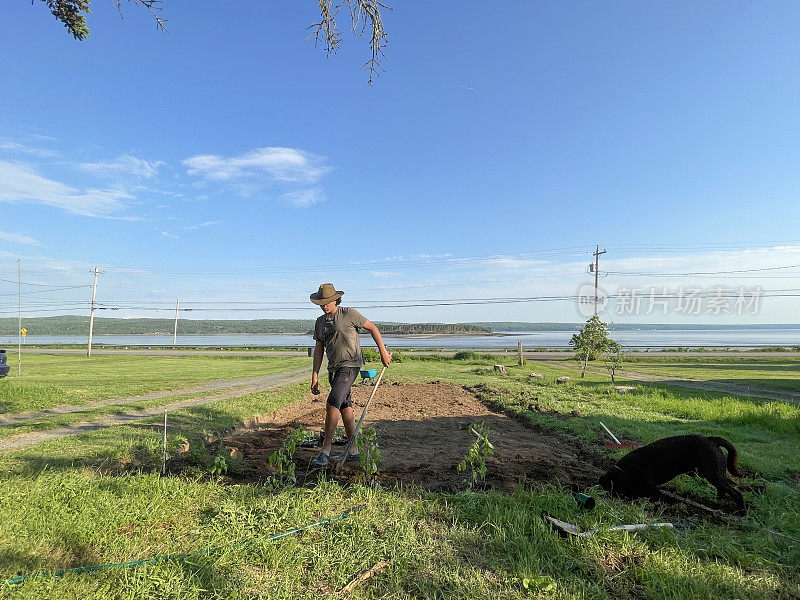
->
173, 298, 180, 346
87, 267, 103, 357
592, 245, 606, 315
17, 259, 21, 376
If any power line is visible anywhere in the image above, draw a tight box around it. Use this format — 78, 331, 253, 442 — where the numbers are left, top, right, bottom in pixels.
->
605, 263, 800, 277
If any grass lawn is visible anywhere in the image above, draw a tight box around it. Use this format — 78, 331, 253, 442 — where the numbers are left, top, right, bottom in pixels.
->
0, 354, 797, 599
0, 354, 308, 415
614, 355, 800, 393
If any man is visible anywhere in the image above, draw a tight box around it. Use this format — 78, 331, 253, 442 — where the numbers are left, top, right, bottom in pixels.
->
309, 283, 391, 467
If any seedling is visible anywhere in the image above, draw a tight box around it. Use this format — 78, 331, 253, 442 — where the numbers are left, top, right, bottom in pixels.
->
210, 452, 228, 476
457, 422, 494, 488
356, 427, 382, 484
268, 427, 307, 483
187, 439, 206, 466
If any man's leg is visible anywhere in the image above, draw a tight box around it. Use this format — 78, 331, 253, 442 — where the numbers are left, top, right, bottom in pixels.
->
320, 404, 340, 457
319, 367, 359, 458
340, 405, 358, 457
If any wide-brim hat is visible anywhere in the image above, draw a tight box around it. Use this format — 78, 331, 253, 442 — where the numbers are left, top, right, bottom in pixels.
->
310, 283, 344, 305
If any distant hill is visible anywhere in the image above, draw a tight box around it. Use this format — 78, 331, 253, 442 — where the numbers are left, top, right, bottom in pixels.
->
0, 316, 492, 336
2, 316, 794, 337
469, 322, 800, 332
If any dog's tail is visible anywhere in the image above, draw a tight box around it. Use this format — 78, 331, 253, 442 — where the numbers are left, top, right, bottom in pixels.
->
709, 436, 740, 477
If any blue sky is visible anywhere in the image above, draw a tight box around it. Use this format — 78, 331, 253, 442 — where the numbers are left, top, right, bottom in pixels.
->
1, 1, 800, 324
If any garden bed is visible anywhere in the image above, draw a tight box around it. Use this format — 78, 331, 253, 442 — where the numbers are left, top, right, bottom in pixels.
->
222, 382, 611, 491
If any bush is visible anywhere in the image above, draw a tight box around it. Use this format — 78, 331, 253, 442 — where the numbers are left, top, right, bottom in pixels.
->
453, 351, 495, 362
362, 348, 381, 362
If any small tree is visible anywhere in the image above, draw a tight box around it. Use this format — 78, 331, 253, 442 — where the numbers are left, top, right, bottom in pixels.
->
569, 315, 615, 378
604, 340, 623, 383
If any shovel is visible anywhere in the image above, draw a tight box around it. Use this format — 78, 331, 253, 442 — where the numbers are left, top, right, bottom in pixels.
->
335, 365, 387, 471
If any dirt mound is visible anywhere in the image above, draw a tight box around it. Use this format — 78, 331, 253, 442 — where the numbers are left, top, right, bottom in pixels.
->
224, 382, 610, 492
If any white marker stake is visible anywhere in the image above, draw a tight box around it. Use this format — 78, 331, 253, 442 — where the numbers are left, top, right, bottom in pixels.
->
162, 411, 168, 475
599, 421, 621, 445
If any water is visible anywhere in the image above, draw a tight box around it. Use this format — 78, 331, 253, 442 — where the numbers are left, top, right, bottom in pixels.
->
3, 327, 799, 349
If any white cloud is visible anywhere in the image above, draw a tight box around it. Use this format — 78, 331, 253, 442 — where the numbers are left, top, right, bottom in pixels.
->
282, 188, 325, 207
0, 231, 40, 245
79, 154, 163, 179
183, 147, 331, 184
0, 138, 59, 158
0, 160, 133, 217
371, 271, 400, 278
182, 221, 222, 230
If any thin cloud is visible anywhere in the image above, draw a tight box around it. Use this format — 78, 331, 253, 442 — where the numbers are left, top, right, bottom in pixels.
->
0, 231, 40, 245
282, 188, 325, 207
0, 160, 133, 218
183, 147, 331, 184
0, 138, 59, 158
79, 154, 164, 179
182, 220, 222, 230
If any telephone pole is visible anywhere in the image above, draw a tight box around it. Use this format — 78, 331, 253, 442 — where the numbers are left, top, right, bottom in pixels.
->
173, 298, 180, 346
87, 267, 103, 357
592, 245, 606, 315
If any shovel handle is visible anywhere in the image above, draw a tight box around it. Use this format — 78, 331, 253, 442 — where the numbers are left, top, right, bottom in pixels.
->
337, 365, 387, 464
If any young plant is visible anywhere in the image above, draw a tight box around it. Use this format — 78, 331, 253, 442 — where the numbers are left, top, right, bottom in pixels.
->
210, 452, 228, 476
457, 422, 494, 488
187, 439, 207, 466
356, 427, 382, 484
268, 427, 307, 484
569, 315, 617, 377
604, 341, 623, 383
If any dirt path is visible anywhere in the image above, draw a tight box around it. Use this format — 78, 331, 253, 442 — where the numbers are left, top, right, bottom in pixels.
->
0, 369, 310, 452
542, 361, 800, 403
0, 367, 311, 426
21, 348, 307, 356
223, 382, 610, 492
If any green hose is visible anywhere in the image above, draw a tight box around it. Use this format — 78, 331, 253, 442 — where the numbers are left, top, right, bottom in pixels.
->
4, 504, 365, 587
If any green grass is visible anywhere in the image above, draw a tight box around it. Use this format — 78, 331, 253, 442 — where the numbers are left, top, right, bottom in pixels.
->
614, 356, 800, 393
0, 355, 798, 599
0, 354, 308, 414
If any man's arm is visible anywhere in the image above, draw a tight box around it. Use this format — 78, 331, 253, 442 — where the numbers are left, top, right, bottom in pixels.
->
311, 340, 325, 394
362, 320, 392, 367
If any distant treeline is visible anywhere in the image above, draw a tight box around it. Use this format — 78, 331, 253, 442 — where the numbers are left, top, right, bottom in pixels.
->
2, 316, 794, 336
0, 316, 491, 336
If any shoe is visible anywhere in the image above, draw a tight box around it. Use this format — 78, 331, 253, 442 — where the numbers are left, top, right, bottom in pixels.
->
333, 453, 360, 463
311, 452, 329, 467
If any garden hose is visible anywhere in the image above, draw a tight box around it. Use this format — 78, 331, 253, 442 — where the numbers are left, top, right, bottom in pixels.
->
4, 505, 365, 586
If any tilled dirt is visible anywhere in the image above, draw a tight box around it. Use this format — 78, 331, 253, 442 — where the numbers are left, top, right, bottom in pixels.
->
223, 382, 612, 492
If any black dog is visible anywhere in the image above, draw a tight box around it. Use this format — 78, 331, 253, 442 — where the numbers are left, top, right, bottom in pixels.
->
598, 434, 745, 512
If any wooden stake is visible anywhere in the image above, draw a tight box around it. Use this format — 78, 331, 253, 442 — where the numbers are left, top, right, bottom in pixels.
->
338, 560, 390, 595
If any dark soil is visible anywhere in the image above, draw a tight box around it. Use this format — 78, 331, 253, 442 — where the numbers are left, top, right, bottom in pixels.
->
222, 382, 612, 492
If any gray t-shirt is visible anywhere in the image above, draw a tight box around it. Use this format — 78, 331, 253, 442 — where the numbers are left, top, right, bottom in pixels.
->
313, 307, 368, 372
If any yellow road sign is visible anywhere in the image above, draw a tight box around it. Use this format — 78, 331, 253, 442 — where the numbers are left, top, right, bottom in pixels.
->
20, 328, 27, 337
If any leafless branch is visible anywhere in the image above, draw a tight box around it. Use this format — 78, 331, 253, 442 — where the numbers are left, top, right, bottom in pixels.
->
348, 0, 389, 86
307, 0, 343, 56
114, 0, 168, 33
309, 0, 390, 85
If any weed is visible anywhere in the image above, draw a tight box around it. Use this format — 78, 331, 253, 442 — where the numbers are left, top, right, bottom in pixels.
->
356, 427, 382, 484
187, 439, 207, 466
453, 350, 495, 362
457, 422, 494, 488
268, 427, 307, 484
